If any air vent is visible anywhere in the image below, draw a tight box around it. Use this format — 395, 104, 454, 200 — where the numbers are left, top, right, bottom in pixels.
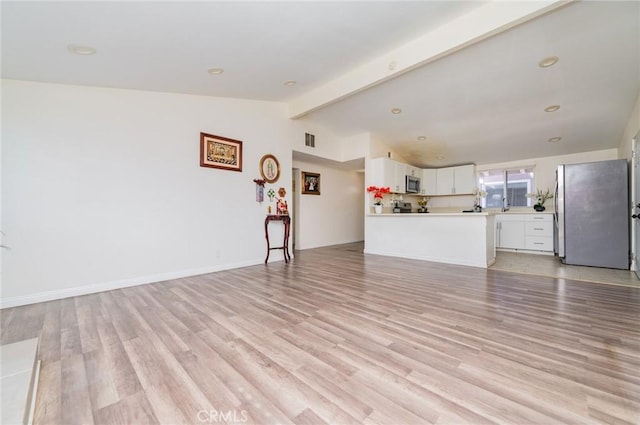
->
305, 133, 315, 148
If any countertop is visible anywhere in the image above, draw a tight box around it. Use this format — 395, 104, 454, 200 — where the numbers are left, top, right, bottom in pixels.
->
368, 212, 493, 217
368, 209, 554, 217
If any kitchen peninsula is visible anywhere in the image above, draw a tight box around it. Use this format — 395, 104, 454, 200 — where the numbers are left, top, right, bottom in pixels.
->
364, 212, 496, 268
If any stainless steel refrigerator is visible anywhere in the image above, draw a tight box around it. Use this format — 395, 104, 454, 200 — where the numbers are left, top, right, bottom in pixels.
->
555, 159, 629, 269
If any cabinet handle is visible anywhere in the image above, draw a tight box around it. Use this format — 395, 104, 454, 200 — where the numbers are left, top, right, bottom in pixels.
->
534, 242, 544, 245
533, 227, 544, 230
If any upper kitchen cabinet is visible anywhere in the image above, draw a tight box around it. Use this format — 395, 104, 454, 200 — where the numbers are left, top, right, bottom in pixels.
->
406, 165, 421, 178
436, 164, 475, 195
370, 157, 406, 194
421, 169, 437, 195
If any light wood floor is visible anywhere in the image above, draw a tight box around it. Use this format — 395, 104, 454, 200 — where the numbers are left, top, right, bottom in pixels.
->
2, 242, 640, 425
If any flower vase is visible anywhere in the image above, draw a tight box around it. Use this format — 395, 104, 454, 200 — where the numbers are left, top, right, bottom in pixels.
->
534, 204, 545, 212
374, 205, 383, 214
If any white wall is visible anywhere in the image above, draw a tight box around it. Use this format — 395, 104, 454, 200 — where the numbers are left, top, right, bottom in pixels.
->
618, 90, 640, 160
292, 161, 364, 249
292, 118, 344, 162
369, 133, 410, 164
1, 80, 295, 307
292, 118, 370, 164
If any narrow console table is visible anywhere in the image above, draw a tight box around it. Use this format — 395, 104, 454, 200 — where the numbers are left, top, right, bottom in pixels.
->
264, 214, 291, 264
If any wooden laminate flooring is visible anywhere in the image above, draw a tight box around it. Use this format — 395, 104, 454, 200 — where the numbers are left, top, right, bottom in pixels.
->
2, 242, 640, 425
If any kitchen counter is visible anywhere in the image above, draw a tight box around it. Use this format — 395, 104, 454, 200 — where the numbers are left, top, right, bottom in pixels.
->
367, 212, 492, 216
365, 212, 495, 268
366, 209, 554, 216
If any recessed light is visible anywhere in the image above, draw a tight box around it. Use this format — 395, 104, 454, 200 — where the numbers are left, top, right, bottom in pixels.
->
436, 155, 445, 160
283, 80, 297, 86
545, 105, 560, 112
391, 108, 402, 114
417, 136, 426, 141
207, 68, 224, 75
538, 56, 559, 68
548, 137, 562, 142
67, 44, 96, 55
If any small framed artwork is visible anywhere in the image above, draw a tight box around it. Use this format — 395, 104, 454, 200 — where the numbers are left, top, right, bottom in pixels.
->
302, 171, 320, 195
200, 132, 243, 172
259, 154, 280, 183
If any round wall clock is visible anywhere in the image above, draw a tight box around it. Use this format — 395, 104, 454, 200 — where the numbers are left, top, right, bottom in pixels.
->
259, 154, 280, 183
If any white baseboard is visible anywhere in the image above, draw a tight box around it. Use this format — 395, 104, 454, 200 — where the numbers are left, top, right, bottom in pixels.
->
0, 258, 276, 309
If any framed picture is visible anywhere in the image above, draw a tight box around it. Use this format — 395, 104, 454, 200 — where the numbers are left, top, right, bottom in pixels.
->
200, 132, 243, 172
259, 154, 280, 183
302, 171, 320, 195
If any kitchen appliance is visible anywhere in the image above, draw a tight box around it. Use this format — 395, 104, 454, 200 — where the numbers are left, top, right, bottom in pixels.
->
555, 159, 629, 269
393, 201, 413, 213
405, 175, 420, 193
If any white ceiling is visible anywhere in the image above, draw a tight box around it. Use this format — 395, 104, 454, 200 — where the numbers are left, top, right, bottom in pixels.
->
2, 1, 639, 168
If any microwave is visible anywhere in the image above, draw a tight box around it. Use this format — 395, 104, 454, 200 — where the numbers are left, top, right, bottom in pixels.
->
405, 175, 420, 193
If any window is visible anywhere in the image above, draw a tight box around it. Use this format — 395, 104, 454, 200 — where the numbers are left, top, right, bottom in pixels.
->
478, 167, 534, 208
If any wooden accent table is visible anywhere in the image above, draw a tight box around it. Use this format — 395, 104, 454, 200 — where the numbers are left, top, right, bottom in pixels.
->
264, 214, 291, 264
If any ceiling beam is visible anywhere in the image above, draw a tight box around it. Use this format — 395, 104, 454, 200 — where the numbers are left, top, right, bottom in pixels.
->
287, 0, 572, 119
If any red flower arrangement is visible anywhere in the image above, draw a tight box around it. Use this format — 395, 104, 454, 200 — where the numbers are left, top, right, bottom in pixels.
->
367, 186, 391, 205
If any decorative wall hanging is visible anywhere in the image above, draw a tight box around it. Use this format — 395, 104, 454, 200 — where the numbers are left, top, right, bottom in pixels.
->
267, 188, 276, 214
259, 154, 280, 183
253, 179, 265, 202
276, 187, 288, 215
302, 171, 320, 195
200, 132, 243, 172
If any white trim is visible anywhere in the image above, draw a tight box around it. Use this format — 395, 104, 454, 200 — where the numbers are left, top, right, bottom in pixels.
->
0, 258, 279, 309
27, 359, 41, 425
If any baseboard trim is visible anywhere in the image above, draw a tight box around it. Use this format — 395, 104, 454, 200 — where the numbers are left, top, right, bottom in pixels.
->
0, 258, 273, 309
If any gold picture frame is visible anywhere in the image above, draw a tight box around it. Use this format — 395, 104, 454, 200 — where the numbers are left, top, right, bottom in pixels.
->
259, 154, 280, 183
200, 132, 243, 172
302, 171, 320, 195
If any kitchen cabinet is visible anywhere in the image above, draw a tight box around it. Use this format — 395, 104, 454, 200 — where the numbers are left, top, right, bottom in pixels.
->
436, 164, 475, 195
394, 162, 408, 193
406, 165, 421, 178
524, 214, 553, 251
436, 167, 454, 195
496, 213, 553, 252
496, 215, 525, 249
370, 157, 406, 193
421, 169, 437, 195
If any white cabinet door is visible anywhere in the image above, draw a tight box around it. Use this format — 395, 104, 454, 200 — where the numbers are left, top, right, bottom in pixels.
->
436, 167, 455, 195
370, 158, 405, 193
369, 158, 392, 188
496, 215, 526, 249
436, 165, 475, 195
453, 165, 475, 194
498, 220, 525, 249
421, 169, 437, 195
406, 165, 421, 178
394, 161, 407, 194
